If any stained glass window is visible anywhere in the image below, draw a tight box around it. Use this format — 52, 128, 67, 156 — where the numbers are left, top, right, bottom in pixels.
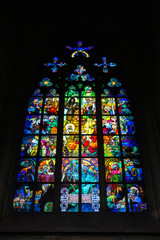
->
101, 87, 147, 212
13, 41, 147, 214
13, 87, 59, 212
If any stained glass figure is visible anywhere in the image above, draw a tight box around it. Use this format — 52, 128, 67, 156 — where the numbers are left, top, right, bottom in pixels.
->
81, 158, 99, 182
81, 135, 98, 157
106, 184, 126, 212
105, 158, 122, 182
20, 136, 39, 157
28, 98, 43, 115
121, 136, 139, 157
81, 98, 96, 115
39, 78, 53, 87
62, 135, 79, 157
61, 158, 79, 182
24, 115, 41, 134
17, 158, 36, 182
81, 116, 97, 134
44, 57, 66, 73
42, 115, 58, 134
63, 115, 79, 134
34, 184, 54, 212
124, 158, 143, 182
60, 184, 79, 212
44, 97, 59, 115
119, 116, 136, 135
13, 185, 33, 212
102, 116, 118, 135
81, 86, 95, 97
64, 97, 79, 115
81, 184, 100, 212
101, 98, 116, 115
103, 136, 121, 157
40, 136, 57, 157
94, 57, 117, 73
117, 98, 132, 115
127, 184, 147, 212
66, 41, 94, 58
37, 158, 56, 182
65, 86, 79, 97
107, 78, 121, 87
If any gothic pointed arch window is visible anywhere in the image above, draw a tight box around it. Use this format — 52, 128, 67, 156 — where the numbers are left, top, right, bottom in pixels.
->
12, 42, 147, 214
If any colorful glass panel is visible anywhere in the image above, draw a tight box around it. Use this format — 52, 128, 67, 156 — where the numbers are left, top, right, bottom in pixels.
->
62, 135, 79, 157
32, 89, 43, 97
81, 158, 99, 182
119, 116, 136, 135
81, 135, 98, 157
127, 184, 147, 212
40, 136, 57, 157
20, 136, 39, 157
28, 97, 43, 114
101, 98, 116, 115
65, 86, 79, 97
46, 88, 59, 97
63, 115, 79, 134
17, 158, 36, 182
81, 184, 100, 212
13, 184, 33, 212
61, 158, 79, 182
105, 158, 122, 182
81, 86, 95, 97
34, 184, 54, 212
121, 136, 139, 157
117, 98, 132, 115
64, 97, 79, 115
39, 78, 53, 87
81, 116, 97, 134
44, 97, 59, 115
24, 115, 41, 134
81, 98, 96, 115
101, 89, 113, 97
42, 115, 58, 134
103, 136, 121, 157
102, 116, 118, 135
60, 184, 79, 212
124, 158, 143, 182
106, 184, 126, 212
37, 158, 56, 182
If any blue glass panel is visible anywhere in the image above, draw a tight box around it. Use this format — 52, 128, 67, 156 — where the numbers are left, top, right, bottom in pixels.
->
127, 184, 147, 212
81, 184, 100, 212
106, 184, 126, 212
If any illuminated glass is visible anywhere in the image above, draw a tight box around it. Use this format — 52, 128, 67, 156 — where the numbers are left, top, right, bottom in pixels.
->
17, 158, 36, 182
24, 116, 41, 134
37, 158, 56, 182
101, 98, 116, 115
62, 135, 79, 157
34, 184, 54, 212
106, 184, 126, 212
61, 158, 79, 182
105, 158, 122, 182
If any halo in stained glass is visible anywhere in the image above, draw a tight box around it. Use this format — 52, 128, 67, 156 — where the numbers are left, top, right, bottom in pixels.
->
105, 158, 122, 182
